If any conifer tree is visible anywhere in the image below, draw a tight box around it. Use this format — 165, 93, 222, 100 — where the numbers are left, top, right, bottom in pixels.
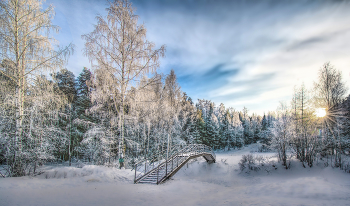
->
76, 67, 92, 121
53, 68, 77, 165
196, 108, 206, 144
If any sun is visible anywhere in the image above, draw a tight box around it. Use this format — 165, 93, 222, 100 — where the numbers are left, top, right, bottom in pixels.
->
315, 108, 326, 117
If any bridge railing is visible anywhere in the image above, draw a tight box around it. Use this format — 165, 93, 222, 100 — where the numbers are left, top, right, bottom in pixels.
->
133, 144, 184, 182
134, 144, 215, 183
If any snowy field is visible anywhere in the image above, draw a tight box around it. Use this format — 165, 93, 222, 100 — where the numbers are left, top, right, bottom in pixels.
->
1, 144, 350, 206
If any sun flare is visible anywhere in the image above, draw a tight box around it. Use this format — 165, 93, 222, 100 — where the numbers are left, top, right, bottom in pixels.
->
316, 108, 326, 117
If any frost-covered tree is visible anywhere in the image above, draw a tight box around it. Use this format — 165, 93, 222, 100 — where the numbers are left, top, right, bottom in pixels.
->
53, 68, 77, 165
54, 69, 77, 104
196, 108, 206, 144
217, 103, 227, 149
80, 127, 116, 165
231, 110, 244, 148
0, 74, 67, 175
339, 95, 350, 156
76, 67, 92, 120
207, 109, 220, 149
291, 84, 310, 162
313, 62, 348, 167
251, 114, 262, 143
82, 0, 165, 160
73, 68, 93, 160
290, 84, 320, 167
270, 102, 293, 168
0, 0, 72, 176
164, 69, 181, 110
259, 114, 271, 146
221, 109, 231, 150
179, 93, 196, 144
28, 75, 67, 162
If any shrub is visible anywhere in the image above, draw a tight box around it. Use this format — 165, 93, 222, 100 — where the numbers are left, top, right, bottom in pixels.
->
239, 154, 277, 174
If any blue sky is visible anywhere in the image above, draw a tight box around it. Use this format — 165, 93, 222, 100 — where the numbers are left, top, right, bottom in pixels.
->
45, 0, 350, 115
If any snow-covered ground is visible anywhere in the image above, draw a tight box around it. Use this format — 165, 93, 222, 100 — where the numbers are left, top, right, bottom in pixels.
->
1, 144, 350, 206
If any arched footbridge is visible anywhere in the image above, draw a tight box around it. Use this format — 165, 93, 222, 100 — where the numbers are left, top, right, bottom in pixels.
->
133, 144, 216, 184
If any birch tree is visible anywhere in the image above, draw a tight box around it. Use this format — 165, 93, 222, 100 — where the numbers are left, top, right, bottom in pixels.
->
270, 102, 293, 169
82, 0, 165, 160
0, 0, 72, 176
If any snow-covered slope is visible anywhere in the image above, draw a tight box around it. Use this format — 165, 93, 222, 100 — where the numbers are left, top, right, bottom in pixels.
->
1, 144, 350, 206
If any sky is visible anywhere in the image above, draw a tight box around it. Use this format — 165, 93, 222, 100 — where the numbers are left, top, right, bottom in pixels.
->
44, 0, 350, 115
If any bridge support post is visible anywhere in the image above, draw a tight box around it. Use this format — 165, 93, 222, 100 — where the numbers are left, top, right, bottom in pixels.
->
156, 164, 159, 185
166, 134, 169, 176
134, 163, 137, 183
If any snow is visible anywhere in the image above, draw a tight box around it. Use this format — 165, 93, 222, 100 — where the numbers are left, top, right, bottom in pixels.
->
1, 144, 350, 206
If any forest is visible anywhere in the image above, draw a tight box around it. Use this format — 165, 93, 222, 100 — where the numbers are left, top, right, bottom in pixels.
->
0, 0, 350, 178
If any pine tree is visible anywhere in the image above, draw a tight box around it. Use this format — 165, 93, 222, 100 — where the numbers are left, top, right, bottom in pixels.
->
54, 69, 77, 104
74, 68, 93, 160
53, 68, 77, 165
262, 114, 268, 131
196, 108, 206, 144
222, 109, 231, 150
76, 68, 92, 119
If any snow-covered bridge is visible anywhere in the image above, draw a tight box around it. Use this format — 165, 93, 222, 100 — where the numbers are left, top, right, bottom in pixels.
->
133, 144, 216, 184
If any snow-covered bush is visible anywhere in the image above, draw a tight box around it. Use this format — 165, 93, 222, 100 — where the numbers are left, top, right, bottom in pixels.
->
239, 154, 278, 174
250, 142, 271, 153
344, 163, 350, 173
257, 144, 270, 152
239, 154, 258, 172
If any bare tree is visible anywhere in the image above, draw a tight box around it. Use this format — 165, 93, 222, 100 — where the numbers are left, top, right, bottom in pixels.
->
313, 62, 347, 124
313, 62, 348, 167
0, 0, 73, 176
291, 84, 309, 164
290, 84, 321, 167
82, 0, 165, 160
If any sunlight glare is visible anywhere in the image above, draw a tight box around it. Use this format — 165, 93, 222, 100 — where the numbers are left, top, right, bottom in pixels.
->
316, 108, 326, 117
